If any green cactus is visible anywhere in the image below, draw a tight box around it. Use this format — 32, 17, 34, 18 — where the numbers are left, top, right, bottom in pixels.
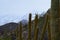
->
28, 13, 32, 40
19, 22, 23, 40
33, 14, 38, 40
15, 24, 19, 40
50, 0, 60, 40
34, 28, 39, 40
40, 14, 48, 40
47, 14, 51, 40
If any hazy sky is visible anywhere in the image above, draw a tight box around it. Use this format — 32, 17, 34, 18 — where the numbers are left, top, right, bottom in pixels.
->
0, 0, 51, 25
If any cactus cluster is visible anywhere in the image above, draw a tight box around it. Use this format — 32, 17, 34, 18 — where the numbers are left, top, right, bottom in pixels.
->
0, 0, 59, 40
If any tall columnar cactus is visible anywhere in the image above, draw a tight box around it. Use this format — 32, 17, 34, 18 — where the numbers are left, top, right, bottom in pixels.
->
40, 14, 48, 40
28, 13, 32, 40
34, 28, 39, 40
18, 22, 23, 40
15, 22, 23, 40
47, 14, 51, 40
16, 24, 19, 40
50, 0, 60, 40
33, 14, 38, 40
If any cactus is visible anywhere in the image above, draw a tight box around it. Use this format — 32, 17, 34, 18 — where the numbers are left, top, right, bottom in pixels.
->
47, 14, 51, 40
40, 14, 48, 40
34, 28, 39, 40
28, 13, 32, 40
33, 14, 38, 40
19, 22, 23, 40
50, 0, 60, 40
15, 24, 19, 40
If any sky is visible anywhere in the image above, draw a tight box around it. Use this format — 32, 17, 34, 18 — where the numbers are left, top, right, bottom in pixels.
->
0, 0, 51, 25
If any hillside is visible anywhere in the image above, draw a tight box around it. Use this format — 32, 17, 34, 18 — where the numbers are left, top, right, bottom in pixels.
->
0, 11, 49, 40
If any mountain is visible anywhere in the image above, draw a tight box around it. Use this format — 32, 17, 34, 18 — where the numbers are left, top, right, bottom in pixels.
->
0, 11, 49, 40
0, 22, 19, 34
19, 19, 28, 26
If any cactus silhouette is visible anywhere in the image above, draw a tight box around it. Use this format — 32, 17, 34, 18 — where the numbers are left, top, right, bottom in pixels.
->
28, 13, 32, 40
